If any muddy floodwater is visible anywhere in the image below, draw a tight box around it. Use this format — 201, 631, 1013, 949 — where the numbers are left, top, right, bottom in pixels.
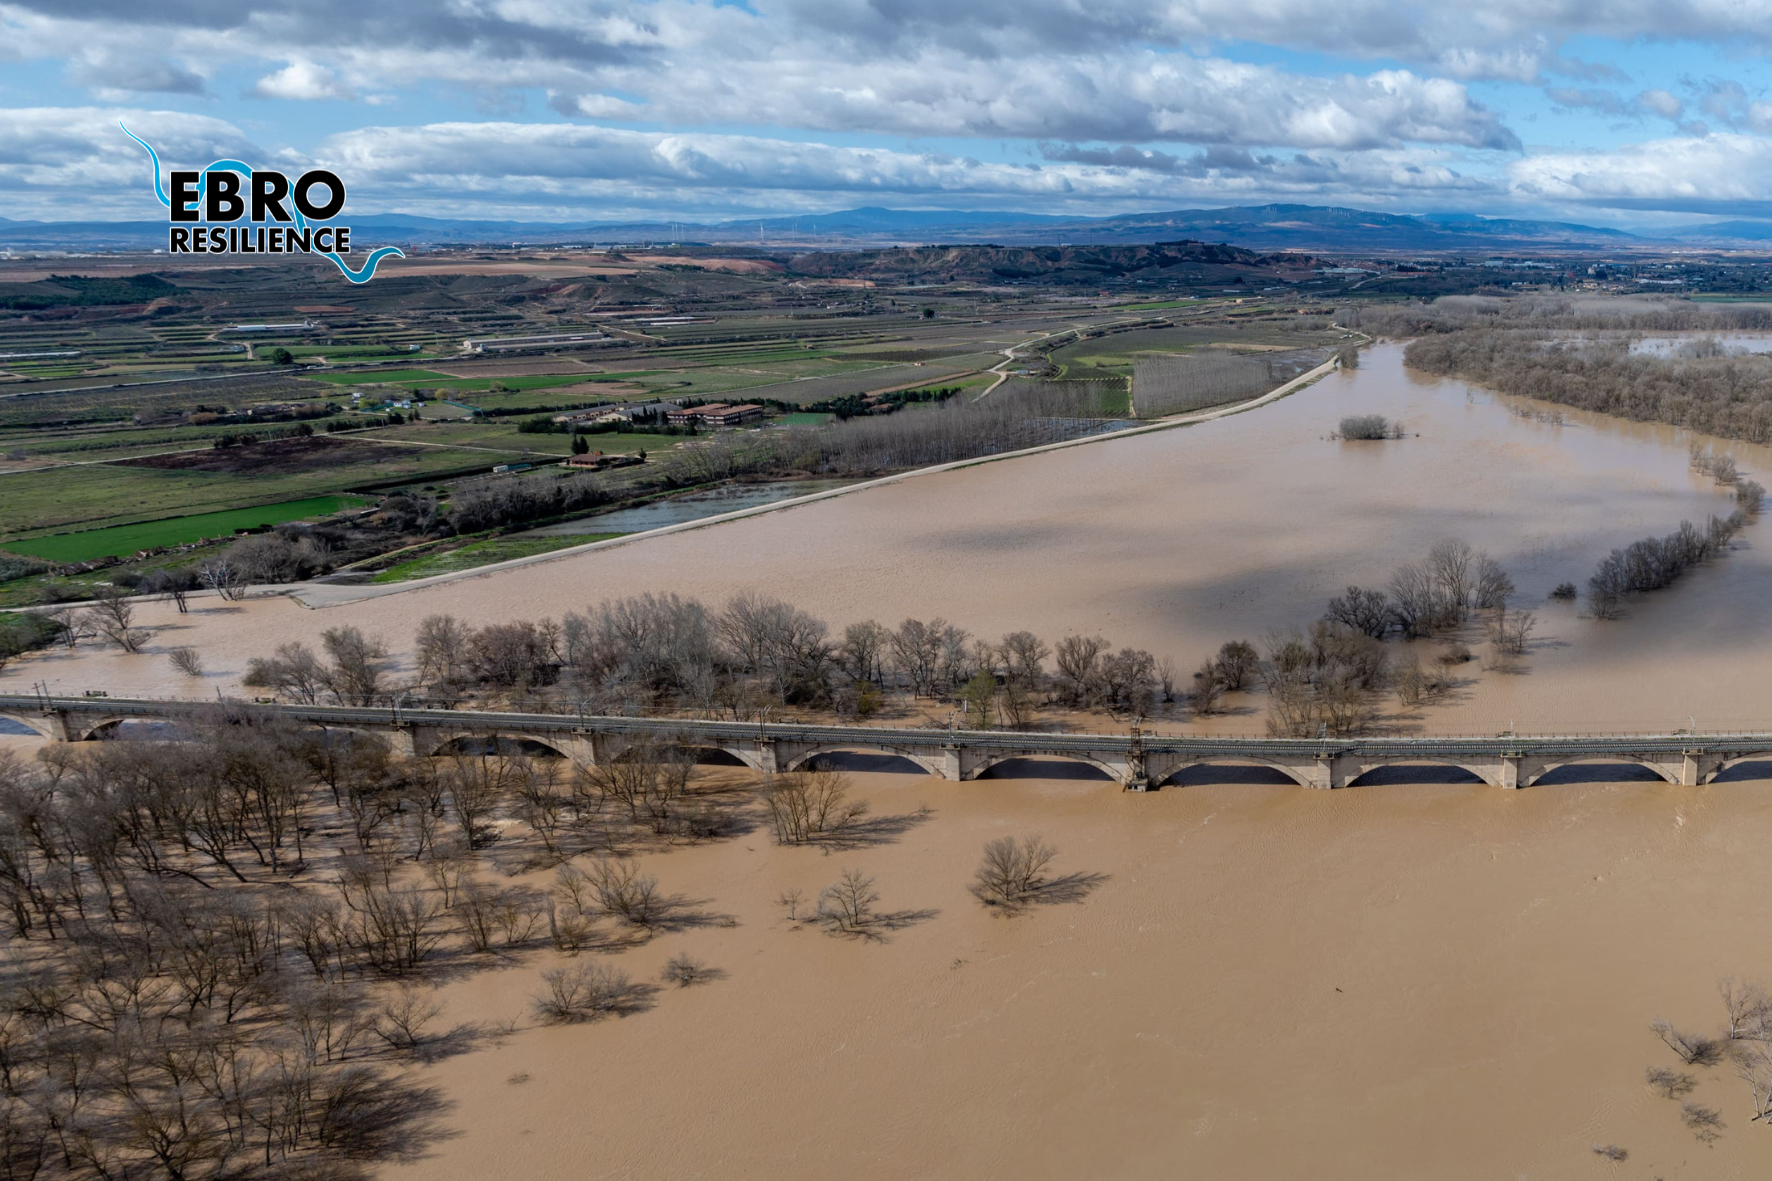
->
9, 344, 1772, 1178
8, 341, 1769, 733
386, 769, 1772, 1180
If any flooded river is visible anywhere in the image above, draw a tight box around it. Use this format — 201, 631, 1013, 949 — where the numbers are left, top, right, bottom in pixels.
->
10, 345, 1772, 1178
6, 342, 1770, 732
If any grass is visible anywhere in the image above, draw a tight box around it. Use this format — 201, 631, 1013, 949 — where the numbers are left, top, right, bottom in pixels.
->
363, 423, 681, 456
371, 532, 624, 582
0, 495, 370, 563
311, 369, 453, 384
0, 446, 500, 539
776, 412, 833, 425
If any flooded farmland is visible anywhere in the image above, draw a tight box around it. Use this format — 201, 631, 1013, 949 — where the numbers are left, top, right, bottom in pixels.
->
8, 342, 1768, 734
8, 342, 1772, 1179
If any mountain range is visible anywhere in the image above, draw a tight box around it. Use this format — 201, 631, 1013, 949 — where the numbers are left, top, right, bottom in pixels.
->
1, 203, 1768, 254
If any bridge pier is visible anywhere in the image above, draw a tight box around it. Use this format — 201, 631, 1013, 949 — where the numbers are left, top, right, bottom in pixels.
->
1679, 750, 1722, 786
1497, 754, 1522, 790
1309, 754, 1351, 790
396, 724, 442, 760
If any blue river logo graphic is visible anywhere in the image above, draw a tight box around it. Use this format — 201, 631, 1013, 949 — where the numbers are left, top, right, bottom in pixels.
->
121, 123, 403, 284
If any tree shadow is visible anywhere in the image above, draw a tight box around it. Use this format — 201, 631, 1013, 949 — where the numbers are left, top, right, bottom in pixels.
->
817, 807, 935, 850
413, 1021, 497, 1065
635, 894, 740, 935
1032, 871, 1109, 906
818, 906, 941, 942
325, 1072, 458, 1167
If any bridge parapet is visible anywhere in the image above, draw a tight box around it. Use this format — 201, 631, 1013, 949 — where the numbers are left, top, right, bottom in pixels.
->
5, 695, 1770, 791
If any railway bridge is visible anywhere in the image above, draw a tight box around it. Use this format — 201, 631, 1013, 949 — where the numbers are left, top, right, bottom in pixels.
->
2, 694, 1767, 790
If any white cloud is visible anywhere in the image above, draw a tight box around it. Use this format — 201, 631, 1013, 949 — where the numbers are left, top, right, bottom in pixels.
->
0, 108, 256, 218
1510, 132, 1772, 210
302, 120, 1493, 220
1639, 88, 1684, 120
251, 61, 355, 102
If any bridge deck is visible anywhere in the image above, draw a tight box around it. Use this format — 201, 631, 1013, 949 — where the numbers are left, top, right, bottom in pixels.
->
4, 694, 1767, 762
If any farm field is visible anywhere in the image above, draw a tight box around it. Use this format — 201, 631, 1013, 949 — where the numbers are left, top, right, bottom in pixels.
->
0, 494, 370, 562
0, 248, 1346, 608
0, 439, 502, 540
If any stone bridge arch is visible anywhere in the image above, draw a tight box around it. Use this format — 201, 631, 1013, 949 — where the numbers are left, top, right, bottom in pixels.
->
1522, 755, 1680, 787
1151, 758, 1315, 789
966, 750, 1126, 784
0, 710, 60, 741
424, 731, 574, 761
1710, 751, 1772, 783
1343, 757, 1503, 789
780, 745, 943, 777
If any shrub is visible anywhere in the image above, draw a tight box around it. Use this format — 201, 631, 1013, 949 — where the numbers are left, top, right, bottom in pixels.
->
1338, 414, 1391, 440
661, 953, 716, 987
534, 962, 641, 1022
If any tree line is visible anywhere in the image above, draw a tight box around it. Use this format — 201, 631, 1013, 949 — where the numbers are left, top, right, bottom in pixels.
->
240, 593, 1178, 727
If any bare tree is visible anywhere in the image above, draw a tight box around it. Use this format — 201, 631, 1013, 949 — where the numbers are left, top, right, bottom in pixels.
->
1472, 554, 1515, 610
84, 588, 149, 652
168, 646, 204, 677
1427, 539, 1476, 617
971, 834, 1058, 910
1325, 586, 1390, 638
1212, 640, 1259, 690
838, 620, 890, 685
1720, 978, 1772, 1041
198, 557, 244, 600
373, 984, 443, 1053
321, 626, 391, 705
588, 858, 665, 928
1001, 630, 1050, 691
761, 770, 869, 845
1053, 634, 1108, 704
1736, 1041, 1772, 1124
1190, 660, 1223, 715
817, 869, 880, 936
1487, 608, 1537, 658
244, 641, 328, 703
1652, 1018, 1724, 1066
534, 962, 642, 1022
415, 613, 470, 688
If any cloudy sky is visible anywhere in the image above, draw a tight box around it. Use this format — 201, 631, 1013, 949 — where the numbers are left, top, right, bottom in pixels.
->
3, 0, 1772, 226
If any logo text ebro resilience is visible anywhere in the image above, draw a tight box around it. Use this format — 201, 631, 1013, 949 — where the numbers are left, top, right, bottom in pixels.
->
167, 169, 352, 255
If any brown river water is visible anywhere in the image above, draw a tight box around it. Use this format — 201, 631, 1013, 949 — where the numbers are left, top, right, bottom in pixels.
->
6, 341, 1767, 734
6, 343, 1772, 1175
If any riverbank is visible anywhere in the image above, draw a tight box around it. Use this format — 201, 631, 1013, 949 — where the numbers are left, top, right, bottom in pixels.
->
3, 345, 1768, 735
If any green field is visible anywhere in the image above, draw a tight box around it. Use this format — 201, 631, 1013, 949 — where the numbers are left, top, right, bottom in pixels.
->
0, 495, 370, 563
312, 369, 452, 384
0, 445, 503, 540
372, 532, 623, 582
